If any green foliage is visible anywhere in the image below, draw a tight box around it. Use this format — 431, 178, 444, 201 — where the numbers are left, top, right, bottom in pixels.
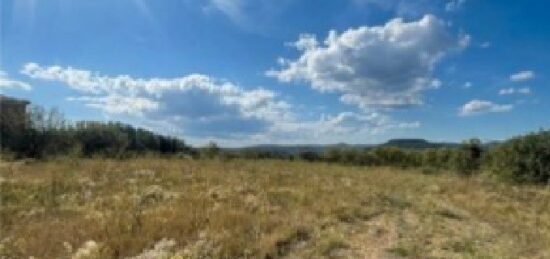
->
297, 151, 320, 162
374, 147, 422, 168
1, 104, 192, 158
239, 150, 291, 160
323, 148, 342, 163
74, 122, 130, 157
452, 139, 483, 175
3, 99, 549, 185
200, 141, 221, 159
487, 130, 550, 183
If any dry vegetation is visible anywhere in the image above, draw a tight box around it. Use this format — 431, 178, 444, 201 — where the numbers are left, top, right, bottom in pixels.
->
1, 158, 549, 258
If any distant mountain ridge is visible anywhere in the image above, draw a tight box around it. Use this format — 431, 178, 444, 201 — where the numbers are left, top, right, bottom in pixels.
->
227, 138, 462, 155
226, 143, 373, 155
379, 139, 459, 149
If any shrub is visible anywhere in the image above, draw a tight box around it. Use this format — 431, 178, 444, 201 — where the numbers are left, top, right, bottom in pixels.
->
357, 150, 379, 166
421, 148, 451, 169
452, 139, 483, 175
200, 141, 221, 159
323, 148, 342, 163
372, 147, 421, 168
487, 130, 550, 183
297, 151, 320, 162
340, 148, 360, 164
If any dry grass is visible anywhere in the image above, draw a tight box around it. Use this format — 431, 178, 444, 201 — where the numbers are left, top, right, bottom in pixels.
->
1, 158, 549, 258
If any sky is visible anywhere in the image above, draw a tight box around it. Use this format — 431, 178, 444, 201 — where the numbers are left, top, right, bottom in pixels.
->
1, 0, 549, 147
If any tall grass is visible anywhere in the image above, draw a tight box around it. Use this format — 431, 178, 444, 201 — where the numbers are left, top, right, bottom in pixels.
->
1, 158, 549, 258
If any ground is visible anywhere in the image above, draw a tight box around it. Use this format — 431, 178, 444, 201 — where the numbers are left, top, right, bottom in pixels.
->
1, 158, 549, 258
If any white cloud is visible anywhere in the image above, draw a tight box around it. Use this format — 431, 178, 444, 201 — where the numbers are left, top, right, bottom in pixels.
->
351, 0, 441, 17
458, 99, 513, 116
499, 87, 531, 95
480, 41, 491, 48
21, 63, 417, 144
22, 63, 292, 138
207, 0, 246, 25
498, 88, 514, 95
517, 87, 531, 94
268, 15, 468, 110
204, 0, 290, 32
352, 0, 466, 16
270, 111, 419, 140
0, 71, 32, 90
510, 70, 535, 82
445, 0, 466, 12
66, 95, 160, 116
462, 81, 472, 89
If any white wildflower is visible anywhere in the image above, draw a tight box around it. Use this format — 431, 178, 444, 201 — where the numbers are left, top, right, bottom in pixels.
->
127, 238, 176, 259
72, 240, 101, 259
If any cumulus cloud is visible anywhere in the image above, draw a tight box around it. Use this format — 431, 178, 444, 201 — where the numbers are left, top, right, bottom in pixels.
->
66, 95, 160, 116
21, 63, 417, 144
510, 70, 535, 82
316, 112, 420, 135
458, 99, 513, 116
270, 111, 420, 141
21, 63, 291, 138
498, 87, 531, 95
0, 71, 32, 90
268, 14, 468, 109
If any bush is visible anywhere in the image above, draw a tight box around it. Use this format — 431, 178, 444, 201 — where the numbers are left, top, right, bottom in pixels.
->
323, 148, 342, 163
487, 130, 550, 183
297, 151, 320, 162
372, 147, 421, 168
200, 141, 221, 159
452, 139, 483, 175
421, 148, 453, 169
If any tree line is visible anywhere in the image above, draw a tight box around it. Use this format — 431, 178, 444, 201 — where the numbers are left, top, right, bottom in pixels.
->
203, 131, 550, 184
1, 105, 193, 158
1, 101, 548, 184
310, 131, 549, 184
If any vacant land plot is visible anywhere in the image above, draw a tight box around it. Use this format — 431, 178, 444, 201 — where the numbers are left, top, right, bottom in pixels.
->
1, 158, 549, 258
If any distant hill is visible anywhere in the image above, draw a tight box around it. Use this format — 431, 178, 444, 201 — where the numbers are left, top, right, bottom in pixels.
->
378, 139, 459, 149
228, 139, 461, 155
226, 143, 374, 155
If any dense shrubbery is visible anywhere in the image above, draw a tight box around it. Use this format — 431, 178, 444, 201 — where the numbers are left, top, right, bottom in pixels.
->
1, 106, 192, 158
486, 130, 550, 183
229, 141, 484, 175
233, 139, 484, 176
191, 131, 550, 184
2, 100, 549, 184
318, 143, 482, 174
296, 132, 549, 184
452, 139, 483, 175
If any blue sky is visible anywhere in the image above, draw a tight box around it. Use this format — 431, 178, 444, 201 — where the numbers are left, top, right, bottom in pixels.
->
1, 0, 549, 146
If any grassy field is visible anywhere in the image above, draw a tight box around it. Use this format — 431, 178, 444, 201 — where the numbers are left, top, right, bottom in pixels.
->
1, 158, 549, 258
